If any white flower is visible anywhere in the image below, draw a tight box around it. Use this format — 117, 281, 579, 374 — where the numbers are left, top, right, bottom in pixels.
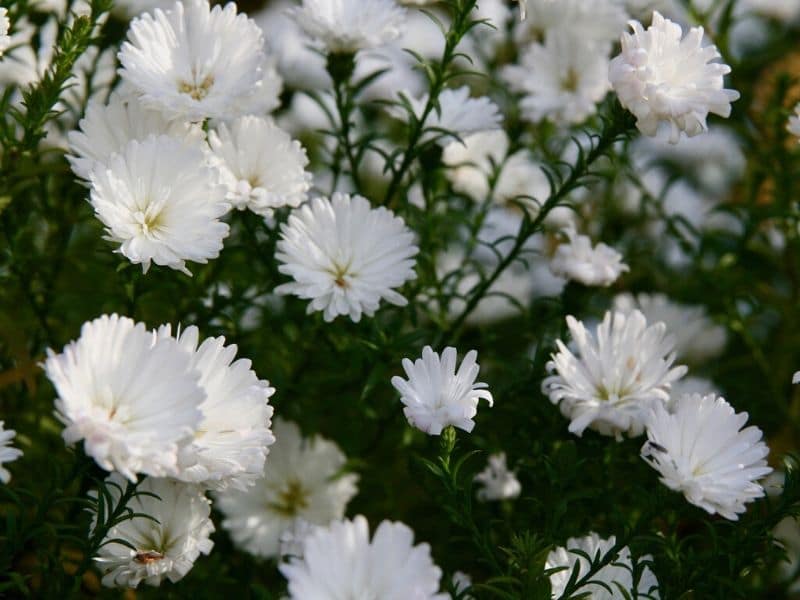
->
89, 135, 229, 275
215, 419, 359, 559
119, 0, 272, 121
0, 8, 11, 56
609, 11, 740, 143
392, 346, 494, 435
275, 193, 418, 322
543, 311, 687, 439
475, 453, 521, 501
794, 371, 800, 384
613, 293, 727, 363
43, 314, 204, 481
788, 103, 800, 140
514, 0, 628, 47
442, 130, 550, 212
67, 93, 205, 182
0, 421, 22, 484
641, 393, 772, 520
92, 475, 214, 588
289, 0, 406, 53
503, 32, 611, 125
208, 116, 312, 216
397, 86, 502, 145
279, 515, 448, 600
157, 325, 275, 491
547, 532, 660, 599
549, 228, 629, 287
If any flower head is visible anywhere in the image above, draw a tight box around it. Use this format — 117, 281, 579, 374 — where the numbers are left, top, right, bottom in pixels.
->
279, 515, 448, 599
44, 314, 204, 481
549, 228, 629, 287
609, 11, 740, 143
289, 0, 406, 54
543, 311, 687, 439
275, 193, 418, 322
89, 135, 229, 274
67, 93, 205, 182
642, 393, 772, 520
158, 325, 276, 491
503, 32, 611, 125
0, 421, 22, 483
119, 0, 272, 121
92, 475, 214, 588
475, 452, 521, 501
208, 116, 312, 216
392, 346, 494, 435
547, 532, 660, 599
215, 419, 358, 559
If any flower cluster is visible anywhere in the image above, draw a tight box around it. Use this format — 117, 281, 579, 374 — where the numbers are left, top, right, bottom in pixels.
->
1, 0, 795, 596
44, 314, 277, 586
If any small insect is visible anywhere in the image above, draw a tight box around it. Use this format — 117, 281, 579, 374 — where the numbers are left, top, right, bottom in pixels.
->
646, 441, 668, 453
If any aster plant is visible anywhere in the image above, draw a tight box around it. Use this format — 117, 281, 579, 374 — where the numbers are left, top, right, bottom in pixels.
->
1, 0, 800, 598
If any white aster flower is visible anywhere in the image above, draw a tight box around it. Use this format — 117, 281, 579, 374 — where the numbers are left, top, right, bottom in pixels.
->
275, 193, 418, 322
609, 11, 740, 143
89, 135, 229, 275
92, 475, 214, 588
119, 0, 270, 121
0, 8, 11, 56
641, 393, 772, 520
279, 515, 447, 600
67, 93, 205, 182
788, 103, 800, 140
44, 314, 204, 481
0, 421, 22, 484
549, 228, 629, 287
392, 346, 494, 435
547, 532, 660, 599
543, 310, 688, 439
396, 86, 502, 145
503, 32, 611, 125
475, 452, 521, 501
215, 419, 359, 559
613, 293, 727, 363
289, 0, 406, 54
208, 116, 312, 216
156, 325, 276, 491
